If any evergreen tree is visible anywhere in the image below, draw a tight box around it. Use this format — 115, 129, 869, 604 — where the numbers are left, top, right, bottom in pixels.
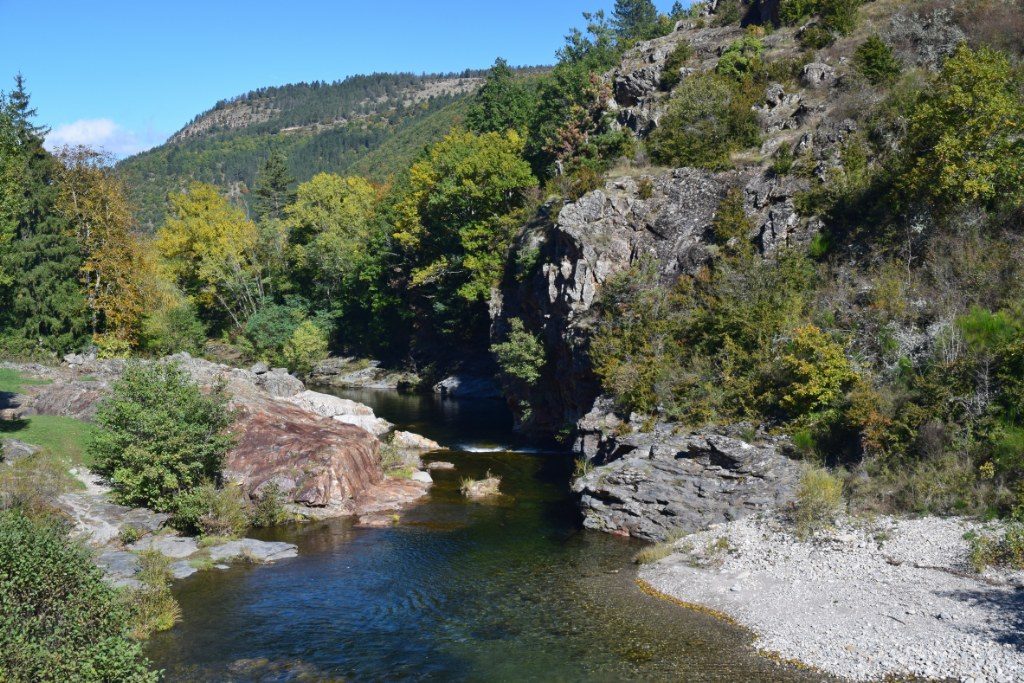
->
466, 58, 536, 136
670, 2, 687, 19
252, 151, 296, 221
611, 0, 659, 42
0, 76, 88, 354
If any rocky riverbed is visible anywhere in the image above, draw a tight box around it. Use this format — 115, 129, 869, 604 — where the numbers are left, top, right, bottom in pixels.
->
640, 513, 1024, 682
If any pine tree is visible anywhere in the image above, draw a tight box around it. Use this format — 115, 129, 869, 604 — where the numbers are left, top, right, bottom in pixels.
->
0, 76, 88, 354
670, 2, 687, 20
466, 58, 536, 136
252, 151, 296, 221
612, 0, 659, 42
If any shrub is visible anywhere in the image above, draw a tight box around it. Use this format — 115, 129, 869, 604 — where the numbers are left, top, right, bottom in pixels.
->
781, 0, 861, 35
94, 333, 132, 359
648, 73, 760, 169
89, 362, 234, 512
282, 320, 329, 375
795, 466, 845, 536
243, 303, 303, 364
171, 483, 249, 538
799, 25, 834, 50
968, 523, 1024, 572
118, 525, 141, 546
140, 302, 206, 356
660, 40, 694, 90
774, 325, 858, 418
491, 318, 546, 385
123, 551, 180, 640
715, 35, 765, 80
854, 36, 901, 86
0, 510, 157, 681
250, 482, 289, 528
899, 45, 1024, 211
712, 187, 754, 259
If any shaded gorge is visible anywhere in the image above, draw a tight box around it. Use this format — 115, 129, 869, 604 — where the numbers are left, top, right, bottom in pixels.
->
146, 389, 821, 681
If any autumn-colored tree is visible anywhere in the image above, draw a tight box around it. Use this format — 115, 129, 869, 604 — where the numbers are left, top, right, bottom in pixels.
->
156, 182, 265, 328
285, 173, 379, 303
54, 146, 154, 343
392, 129, 536, 343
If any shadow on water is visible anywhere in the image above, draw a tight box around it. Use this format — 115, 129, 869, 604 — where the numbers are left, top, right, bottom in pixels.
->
146, 388, 824, 681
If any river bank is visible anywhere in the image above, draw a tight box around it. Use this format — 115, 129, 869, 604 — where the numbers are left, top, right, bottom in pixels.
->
639, 512, 1024, 682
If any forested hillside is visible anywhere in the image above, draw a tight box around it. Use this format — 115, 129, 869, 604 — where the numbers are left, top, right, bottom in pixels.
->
116, 71, 535, 228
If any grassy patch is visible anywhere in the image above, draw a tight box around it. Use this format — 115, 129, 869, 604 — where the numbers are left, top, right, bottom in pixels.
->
0, 368, 51, 394
0, 415, 95, 468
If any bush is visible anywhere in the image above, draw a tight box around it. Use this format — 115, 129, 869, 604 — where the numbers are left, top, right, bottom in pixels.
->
774, 325, 858, 418
648, 73, 760, 169
89, 362, 234, 512
243, 303, 304, 364
249, 482, 288, 528
715, 35, 764, 80
854, 36, 901, 86
171, 483, 250, 538
282, 319, 329, 375
0, 510, 157, 681
123, 551, 180, 640
660, 40, 694, 90
140, 302, 206, 356
491, 318, 546, 385
968, 523, 1024, 572
795, 466, 845, 537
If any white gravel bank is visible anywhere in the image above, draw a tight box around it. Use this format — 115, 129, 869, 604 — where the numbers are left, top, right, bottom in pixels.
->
639, 513, 1024, 682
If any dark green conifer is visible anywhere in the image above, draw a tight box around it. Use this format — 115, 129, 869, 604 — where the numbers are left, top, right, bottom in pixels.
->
252, 151, 296, 221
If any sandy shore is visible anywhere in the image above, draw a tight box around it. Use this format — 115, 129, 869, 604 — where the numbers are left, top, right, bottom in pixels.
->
639, 513, 1024, 682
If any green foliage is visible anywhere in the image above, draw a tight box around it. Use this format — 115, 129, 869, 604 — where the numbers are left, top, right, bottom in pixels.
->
491, 318, 546, 386
712, 187, 754, 259
899, 45, 1024, 211
89, 362, 234, 512
854, 36, 901, 86
243, 303, 304, 362
661, 40, 694, 91
170, 482, 250, 538
612, 0, 659, 42
283, 319, 329, 374
252, 151, 296, 221
794, 466, 845, 537
393, 129, 536, 345
0, 509, 157, 681
467, 58, 538, 136
968, 523, 1024, 572
648, 72, 760, 169
715, 35, 765, 80
140, 301, 206, 356
0, 79, 88, 355
249, 482, 288, 528
773, 325, 857, 418
123, 550, 180, 640
781, 0, 862, 36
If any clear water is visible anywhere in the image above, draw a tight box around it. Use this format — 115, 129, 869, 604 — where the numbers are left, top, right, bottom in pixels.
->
146, 389, 822, 682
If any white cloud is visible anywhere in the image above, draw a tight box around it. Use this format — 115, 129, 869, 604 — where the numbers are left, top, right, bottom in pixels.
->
44, 118, 166, 158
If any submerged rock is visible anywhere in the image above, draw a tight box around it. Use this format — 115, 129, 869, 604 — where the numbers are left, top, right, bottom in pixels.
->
461, 476, 501, 500
206, 538, 298, 563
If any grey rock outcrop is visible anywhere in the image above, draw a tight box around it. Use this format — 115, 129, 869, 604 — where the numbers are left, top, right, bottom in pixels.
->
801, 62, 837, 89
1, 438, 40, 464
308, 357, 419, 390
433, 374, 502, 399
573, 428, 801, 541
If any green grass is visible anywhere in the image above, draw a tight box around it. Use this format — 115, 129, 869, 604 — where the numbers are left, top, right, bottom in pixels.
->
0, 368, 51, 394
0, 415, 95, 468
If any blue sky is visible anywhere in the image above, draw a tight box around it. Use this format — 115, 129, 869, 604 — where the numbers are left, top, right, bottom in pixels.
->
0, 0, 682, 157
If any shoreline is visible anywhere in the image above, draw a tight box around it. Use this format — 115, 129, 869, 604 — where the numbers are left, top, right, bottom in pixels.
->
638, 513, 1024, 682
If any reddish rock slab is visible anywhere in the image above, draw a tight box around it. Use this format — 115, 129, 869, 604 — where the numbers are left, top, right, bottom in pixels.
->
225, 395, 384, 509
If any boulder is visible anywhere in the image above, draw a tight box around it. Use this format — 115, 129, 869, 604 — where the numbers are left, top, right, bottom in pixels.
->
433, 374, 502, 399
801, 62, 837, 89
206, 538, 298, 563
573, 429, 800, 542
254, 368, 304, 397
129, 535, 199, 559
1, 438, 40, 464
426, 461, 456, 471
391, 430, 442, 451
285, 390, 375, 418
308, 357, 419, 390
410, 470, 433, 485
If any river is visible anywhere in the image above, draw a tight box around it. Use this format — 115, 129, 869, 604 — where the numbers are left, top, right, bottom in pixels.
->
146, 388, 819, 681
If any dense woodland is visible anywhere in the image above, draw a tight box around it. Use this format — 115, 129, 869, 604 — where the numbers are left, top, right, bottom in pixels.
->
2, 0, 1024, 677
